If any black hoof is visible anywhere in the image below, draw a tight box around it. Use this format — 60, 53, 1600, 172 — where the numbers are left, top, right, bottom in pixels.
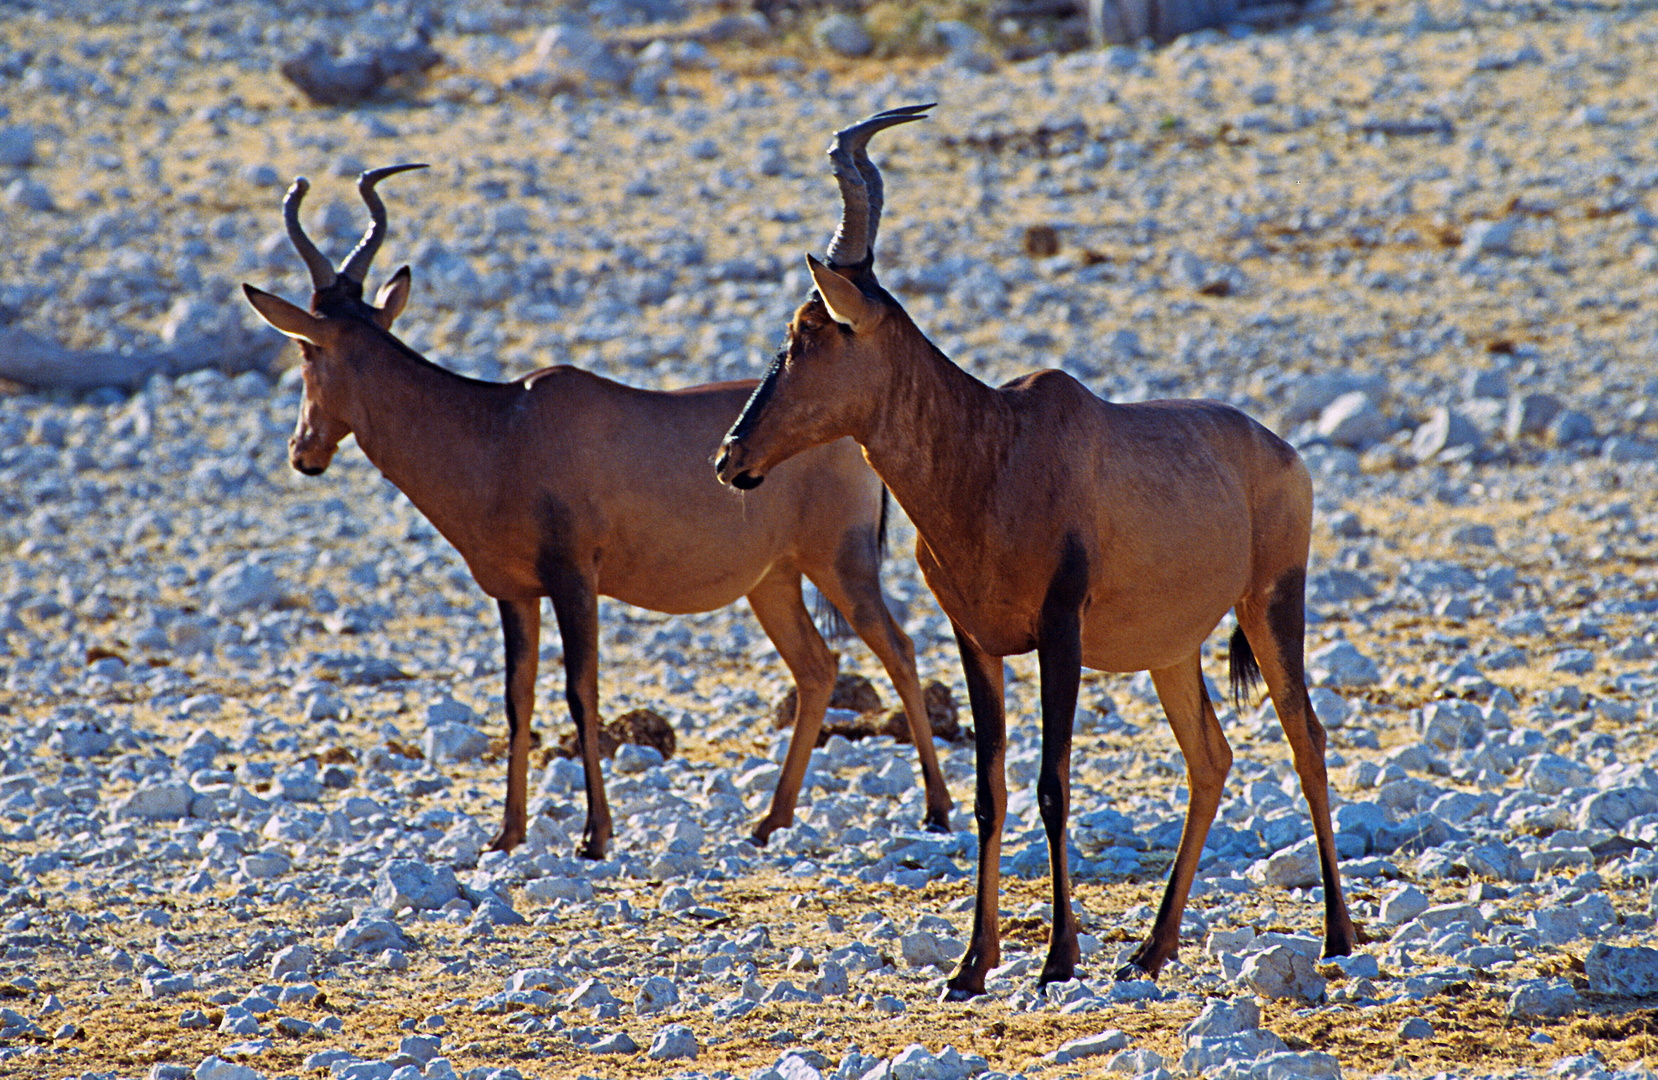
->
486, 826, 524, 853
941, 982, 982, 1002
1114, 961, 1153, 982
923, 815, 951, 835
746, 830, 770, 848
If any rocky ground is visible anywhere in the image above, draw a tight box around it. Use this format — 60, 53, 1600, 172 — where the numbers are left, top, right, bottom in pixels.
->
2, 1, 1658, 1079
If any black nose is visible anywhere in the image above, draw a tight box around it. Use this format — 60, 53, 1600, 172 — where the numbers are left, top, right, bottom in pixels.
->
731, 471, 763, 490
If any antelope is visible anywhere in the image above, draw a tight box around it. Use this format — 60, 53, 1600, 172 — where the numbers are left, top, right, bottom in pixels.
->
241, 164, 953, 858
715, 106, 1357, 999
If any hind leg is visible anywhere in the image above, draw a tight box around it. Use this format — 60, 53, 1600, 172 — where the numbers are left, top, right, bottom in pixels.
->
808, 553, 953, 834
1236, 569, 1357, 959
1118, 652, 1232, 979
746, 567, 838, 845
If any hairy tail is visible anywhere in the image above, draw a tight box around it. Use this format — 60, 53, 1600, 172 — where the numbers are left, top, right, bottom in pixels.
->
878, 485, 890, 562
1228, 626, 1263, 713
814, 590, 851, 641
814, 487, 889, 642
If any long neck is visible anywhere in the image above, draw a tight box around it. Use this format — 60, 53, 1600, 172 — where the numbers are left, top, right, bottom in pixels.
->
339, 329, 508, 532
854, 321, 1014, 555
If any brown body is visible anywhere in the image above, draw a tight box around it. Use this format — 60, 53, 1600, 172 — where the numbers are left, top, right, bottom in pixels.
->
715, 107, 1355, 998
243, 168, 951, 857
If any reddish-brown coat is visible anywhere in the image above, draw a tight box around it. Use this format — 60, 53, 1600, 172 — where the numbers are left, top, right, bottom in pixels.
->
243, 174, 953, 858
718, 254, 1357, 998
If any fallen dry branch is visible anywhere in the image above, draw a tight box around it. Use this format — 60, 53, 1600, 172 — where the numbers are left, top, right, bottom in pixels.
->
0, 326, 278, 393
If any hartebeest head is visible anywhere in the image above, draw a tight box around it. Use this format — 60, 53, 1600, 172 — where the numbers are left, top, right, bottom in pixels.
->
241, 163, 425, 475
715, 105, 931, 491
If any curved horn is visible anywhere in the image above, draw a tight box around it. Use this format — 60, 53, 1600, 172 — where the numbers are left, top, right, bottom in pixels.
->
339, 162, 429, 284
824, 103, 933, 270
283, 177, 338, 290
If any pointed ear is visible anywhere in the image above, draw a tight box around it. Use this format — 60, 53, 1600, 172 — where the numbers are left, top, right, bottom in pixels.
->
806, 254, 872, 332
243, 284, 327, 344
373, 266, 412, 329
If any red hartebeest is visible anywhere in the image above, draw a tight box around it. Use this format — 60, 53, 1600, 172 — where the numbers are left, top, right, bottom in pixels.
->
714, 106, 1357, 998
242, 164, 952, 858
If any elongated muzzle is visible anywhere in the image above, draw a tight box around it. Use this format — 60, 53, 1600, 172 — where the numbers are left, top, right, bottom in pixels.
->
713, 438, 764, 490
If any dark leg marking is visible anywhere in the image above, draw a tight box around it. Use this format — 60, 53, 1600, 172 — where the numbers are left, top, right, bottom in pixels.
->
1034, 533, 1089, 987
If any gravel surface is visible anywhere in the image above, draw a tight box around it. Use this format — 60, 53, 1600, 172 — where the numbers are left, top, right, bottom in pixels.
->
3, 2, 1658, 1080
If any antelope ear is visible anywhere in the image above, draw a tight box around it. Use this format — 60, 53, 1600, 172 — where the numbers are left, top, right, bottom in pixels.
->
243, 284, 326, 344
373, 266, 412, 329
806, 254, 872, 332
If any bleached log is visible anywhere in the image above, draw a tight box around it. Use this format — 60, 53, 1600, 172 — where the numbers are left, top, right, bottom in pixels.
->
0, 326, 276, 392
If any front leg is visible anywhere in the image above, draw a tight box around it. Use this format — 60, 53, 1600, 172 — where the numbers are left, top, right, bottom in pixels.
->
489, 598, 541, 852
943, 623, 1006, 1002
1034, 535, 1090, 986
1034, 547, 1087, 985
543, 563, 610, 860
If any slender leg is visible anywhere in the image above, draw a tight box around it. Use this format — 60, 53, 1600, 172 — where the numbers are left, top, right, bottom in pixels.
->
1034, 629, 1082, 986
1237, 571, 1357, 958
1118, 652, 1233, 978
809, 553, 953, 833
943, 623, 1006, 1001
1034, 537, 1087, 986
745, 568, 838, 845
543, 563, 609, 860
489, 597, 541, 852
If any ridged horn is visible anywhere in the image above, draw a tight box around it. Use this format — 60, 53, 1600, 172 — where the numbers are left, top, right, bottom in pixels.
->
339, 163, 428, 285
824, 103, 933, 270
283, 177, 337, 290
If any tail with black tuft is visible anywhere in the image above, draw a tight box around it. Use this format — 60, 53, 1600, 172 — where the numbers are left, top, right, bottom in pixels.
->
814, 590, 851, 641
878, 486, 890, 562
817, 488, 889, 642
1228, 626, 1263, 713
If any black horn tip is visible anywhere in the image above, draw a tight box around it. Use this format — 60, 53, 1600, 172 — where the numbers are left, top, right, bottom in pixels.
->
359, 162, 429, 187
832, 102, 935, 144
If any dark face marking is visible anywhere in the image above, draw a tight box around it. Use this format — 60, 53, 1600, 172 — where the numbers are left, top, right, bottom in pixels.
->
309, 277, 369, 319
724, 350, 786, 447
289, 357, 348, 476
